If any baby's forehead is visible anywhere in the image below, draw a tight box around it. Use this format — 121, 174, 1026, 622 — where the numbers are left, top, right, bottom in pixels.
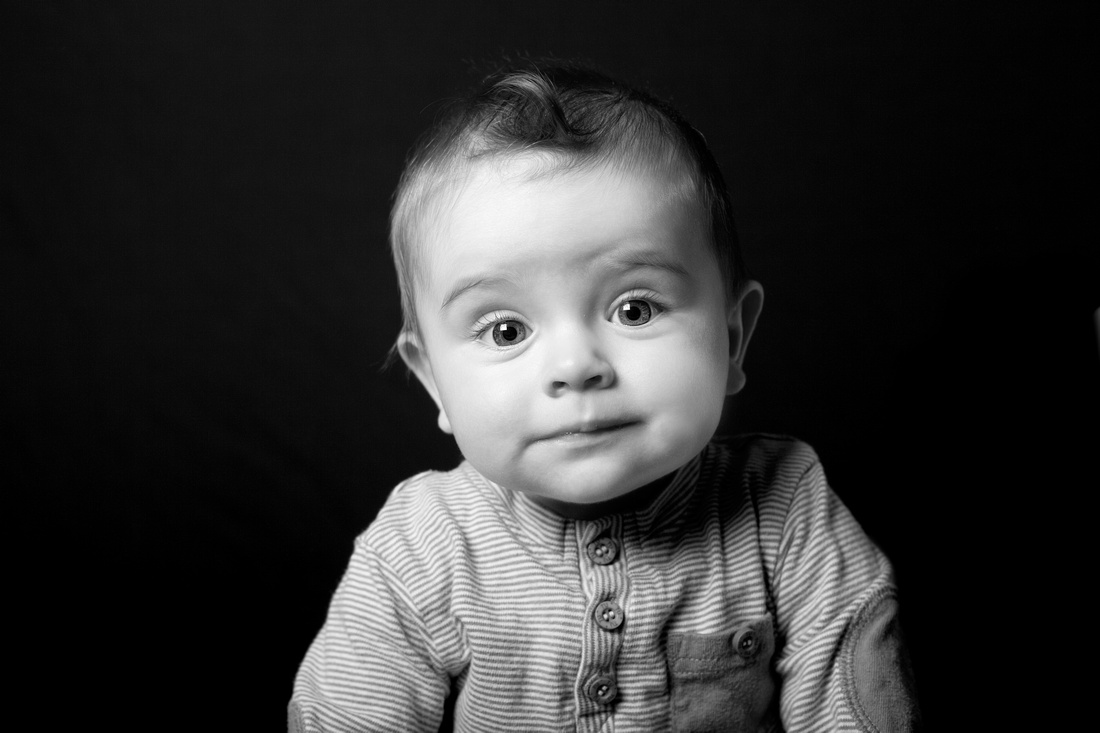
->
424, 152, 699, 225
481, 148, 694, 189
418, 161, 694, 256
412, 156, 718, 291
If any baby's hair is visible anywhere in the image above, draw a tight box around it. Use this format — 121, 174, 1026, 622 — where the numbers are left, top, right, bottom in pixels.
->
389, 61, 745, 341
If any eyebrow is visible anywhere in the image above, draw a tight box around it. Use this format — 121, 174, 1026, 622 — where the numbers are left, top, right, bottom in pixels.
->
438, 250, 693, 312
603, 251, 692, 280
440, 275, 516, 312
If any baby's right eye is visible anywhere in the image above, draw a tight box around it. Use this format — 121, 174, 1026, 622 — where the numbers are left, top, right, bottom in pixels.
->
488, 320, 527, 347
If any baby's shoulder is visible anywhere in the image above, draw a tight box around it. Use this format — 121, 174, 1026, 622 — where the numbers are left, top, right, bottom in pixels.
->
356, 461, 490, 555
715, 432, 820, 464
706, 433, 826, 509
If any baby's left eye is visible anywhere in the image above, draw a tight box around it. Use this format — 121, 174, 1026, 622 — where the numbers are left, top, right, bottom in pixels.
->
614, 299, 655, 327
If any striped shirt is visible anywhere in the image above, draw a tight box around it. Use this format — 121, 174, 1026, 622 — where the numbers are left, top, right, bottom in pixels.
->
290, 435, 917, 732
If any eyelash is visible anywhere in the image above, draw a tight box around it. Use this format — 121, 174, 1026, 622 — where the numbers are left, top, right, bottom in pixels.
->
611, 290, 667, 326
470, 291, 668, 349
471, 310, 529, 348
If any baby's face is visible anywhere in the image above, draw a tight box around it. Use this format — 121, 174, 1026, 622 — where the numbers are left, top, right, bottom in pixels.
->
401, 158, 750, 512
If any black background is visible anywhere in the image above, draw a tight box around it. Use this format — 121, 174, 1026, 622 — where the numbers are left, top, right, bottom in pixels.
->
3, 2, 1095, 729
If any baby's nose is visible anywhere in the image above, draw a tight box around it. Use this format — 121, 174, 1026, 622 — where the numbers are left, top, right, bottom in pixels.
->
545, 331, 615, 395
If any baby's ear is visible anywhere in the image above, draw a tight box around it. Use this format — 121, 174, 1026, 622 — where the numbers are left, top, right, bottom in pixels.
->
726, 281, 764, 396
396, 332, 453, 434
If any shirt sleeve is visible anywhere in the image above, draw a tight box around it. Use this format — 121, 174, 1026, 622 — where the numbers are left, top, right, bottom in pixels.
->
289, 534, 460, 732
760, 445, 920, 732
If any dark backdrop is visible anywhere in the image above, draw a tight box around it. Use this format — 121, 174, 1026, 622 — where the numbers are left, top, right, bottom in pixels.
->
3, 2, 1095, 729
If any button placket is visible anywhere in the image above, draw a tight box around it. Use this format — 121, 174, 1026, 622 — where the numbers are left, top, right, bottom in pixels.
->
575, 517, 627, 718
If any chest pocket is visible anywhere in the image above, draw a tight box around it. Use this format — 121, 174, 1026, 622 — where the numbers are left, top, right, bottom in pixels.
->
666, 617, 782, 733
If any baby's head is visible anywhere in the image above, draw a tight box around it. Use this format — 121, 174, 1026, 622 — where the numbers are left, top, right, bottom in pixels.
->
392, 63, 763, 516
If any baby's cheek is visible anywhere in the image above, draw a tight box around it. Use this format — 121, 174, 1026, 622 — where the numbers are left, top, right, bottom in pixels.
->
667, 329, 728, 388
450, 380, 531, 443
649, 345, 726, 430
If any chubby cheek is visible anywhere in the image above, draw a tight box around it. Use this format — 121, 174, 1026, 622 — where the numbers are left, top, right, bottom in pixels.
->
640, 328, 729, 438
436, 360, 532, 456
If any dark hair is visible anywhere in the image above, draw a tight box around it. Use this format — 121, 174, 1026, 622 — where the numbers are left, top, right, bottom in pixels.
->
390, 62, 744, 337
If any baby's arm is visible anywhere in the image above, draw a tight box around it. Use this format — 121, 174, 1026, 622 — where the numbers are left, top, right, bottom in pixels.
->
289, 537, 454, 732
763, 448, 920, 731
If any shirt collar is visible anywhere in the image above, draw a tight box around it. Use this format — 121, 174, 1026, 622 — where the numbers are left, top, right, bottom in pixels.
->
470, 447, 706, 547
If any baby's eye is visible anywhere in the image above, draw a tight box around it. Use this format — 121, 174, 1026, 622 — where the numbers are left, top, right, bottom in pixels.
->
614, 299, 655, 327
489, 320, 527, 346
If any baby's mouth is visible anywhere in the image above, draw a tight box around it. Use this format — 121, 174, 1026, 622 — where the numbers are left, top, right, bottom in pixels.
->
563, 423, 627, 436
547, 419, 639, 440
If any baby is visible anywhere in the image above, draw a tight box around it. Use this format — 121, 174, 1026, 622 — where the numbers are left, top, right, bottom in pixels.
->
290, 64, 918, 732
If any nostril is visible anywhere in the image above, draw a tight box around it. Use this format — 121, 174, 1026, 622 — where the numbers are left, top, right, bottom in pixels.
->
547, 356, 614, 394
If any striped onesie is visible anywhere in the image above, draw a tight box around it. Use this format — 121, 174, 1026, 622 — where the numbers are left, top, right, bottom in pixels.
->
291, 435, 918, 732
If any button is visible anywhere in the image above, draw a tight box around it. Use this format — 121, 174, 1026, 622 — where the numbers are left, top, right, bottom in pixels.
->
732, 628, 759, 659
594, 600, 624, 630
584, 674, 618, 705
586, 538, 619, 565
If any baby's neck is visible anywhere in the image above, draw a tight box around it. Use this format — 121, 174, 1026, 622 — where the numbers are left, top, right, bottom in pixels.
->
529, 472, 676, 520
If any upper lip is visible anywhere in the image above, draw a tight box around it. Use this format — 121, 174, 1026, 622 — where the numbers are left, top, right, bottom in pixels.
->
540, 418, 638, 440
